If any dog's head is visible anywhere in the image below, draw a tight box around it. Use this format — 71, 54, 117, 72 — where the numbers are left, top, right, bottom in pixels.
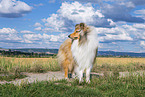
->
68, 23, 89, 40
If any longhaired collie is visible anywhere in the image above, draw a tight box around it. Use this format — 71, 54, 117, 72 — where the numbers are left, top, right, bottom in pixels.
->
57, 23, 98, 83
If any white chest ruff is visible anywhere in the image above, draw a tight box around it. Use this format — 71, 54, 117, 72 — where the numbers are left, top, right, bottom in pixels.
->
71, 29, 98, 70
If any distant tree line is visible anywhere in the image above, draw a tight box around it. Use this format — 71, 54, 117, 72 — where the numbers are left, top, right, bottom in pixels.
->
0, 49, 137, 58
97, 55, 132, 58
0, 49, 57, 58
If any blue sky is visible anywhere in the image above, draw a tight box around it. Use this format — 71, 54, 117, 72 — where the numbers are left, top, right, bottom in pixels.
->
0, 0, 145, 52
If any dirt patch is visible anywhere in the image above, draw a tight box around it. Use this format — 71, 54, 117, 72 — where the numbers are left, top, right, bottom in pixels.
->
0, 71, 64, 85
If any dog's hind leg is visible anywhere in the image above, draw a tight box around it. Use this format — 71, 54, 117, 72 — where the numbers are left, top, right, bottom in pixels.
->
64, 67, 68, 79
63, 60, 70, 79
70, 66, 76, 78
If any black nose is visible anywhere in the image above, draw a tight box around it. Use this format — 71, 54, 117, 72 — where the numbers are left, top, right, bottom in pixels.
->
68, 35, 70, 38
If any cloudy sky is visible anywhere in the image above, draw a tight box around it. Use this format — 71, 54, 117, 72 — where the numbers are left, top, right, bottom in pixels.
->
0, 0, 145, 52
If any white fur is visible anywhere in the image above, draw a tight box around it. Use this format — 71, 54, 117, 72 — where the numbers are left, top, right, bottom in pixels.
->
71, 26, 98, 83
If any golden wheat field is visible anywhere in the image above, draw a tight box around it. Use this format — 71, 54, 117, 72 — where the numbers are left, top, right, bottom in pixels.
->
0, 57, 145, 73
1, 57, 145, 65
96, 57, 145, 65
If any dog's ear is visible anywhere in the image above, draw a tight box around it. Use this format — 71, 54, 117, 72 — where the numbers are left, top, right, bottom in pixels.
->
75, 24, 79, 29
80, 23, 85, 30
80, 23, 85, 29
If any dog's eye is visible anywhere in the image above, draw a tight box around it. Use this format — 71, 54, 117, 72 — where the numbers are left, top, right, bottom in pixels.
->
76, 30, 81, 33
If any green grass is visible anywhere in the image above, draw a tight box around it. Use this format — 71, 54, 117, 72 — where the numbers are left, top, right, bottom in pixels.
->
1, 75, 145, 97
0, 66, 27, 81
0, 74, 27, 81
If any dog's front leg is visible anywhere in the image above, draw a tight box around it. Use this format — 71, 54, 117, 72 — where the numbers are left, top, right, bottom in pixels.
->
74, 67, 83, 83
78, 70, 83, 83
86, 66, 92, 83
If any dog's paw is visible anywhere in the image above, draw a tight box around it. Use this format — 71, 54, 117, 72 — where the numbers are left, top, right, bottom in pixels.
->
79, 79, 84, 84
72, 74, 77, 78
86, 80, 90, 84
65, 77, 68, 80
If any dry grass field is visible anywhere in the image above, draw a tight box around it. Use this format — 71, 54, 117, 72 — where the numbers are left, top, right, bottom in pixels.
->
97, 57, 145, 65
93, 57, 145, 73
0, 57, 59, 73
0, 57, 145, 73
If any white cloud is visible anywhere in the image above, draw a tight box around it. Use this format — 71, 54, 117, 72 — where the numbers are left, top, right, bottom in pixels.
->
63, 0, 145, 23
130, 24, 145, 40
20, 30, 34, 34
104, 33, 133, 41
58, 2, 101, 23
23, 34, 42, 41
0, 28, 17, 34
41, 1, 115, 33
58, 2, 114, 27
48, 33, 67, 42
22, 33, 68, 44
34, 27, 42, 31
42, 14, 67, 32
140, 41, 145, 47
0, 0, 32, 18
118, 1, 135, 8
133, 23, 145, 29
134, 9, 145, 15
67, 0, 145, 6
96, 23, 145, 46
101, 3, 144, 23
42, 28, 56, 33
97, 26, 133, 42
0, 27, 66, 48
0, 28, 22, 42
24, 39, 33, 43
49, 35, 59, 41
134, 9, 145, 20
62, 0, 101, 3
34, 22, 43, 27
